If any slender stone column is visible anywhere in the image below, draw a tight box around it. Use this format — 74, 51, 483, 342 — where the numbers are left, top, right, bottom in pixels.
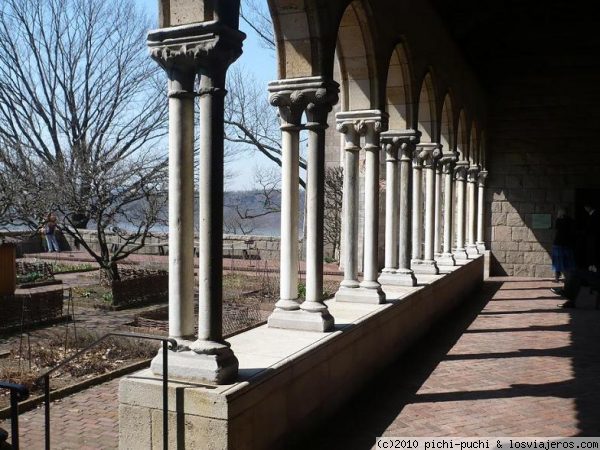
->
412, 143, 441, 274
379, 139, 400, 280
266, 87, 304, 328
335, 110, 387, 304
377, 130, 419, 286
437, 154, 458, 266
396, 132, 420, 285
466, 166, 480, 256
267, 77, 338, 331
454, 162, 469, 260
434, 164, 443, 257
148, 21, 245, 384
335, 115, 365, 301
476, 170, 489, 252
301, 82, 339, 327
167, 69, 196, 340
411, 153, 424, 266
359, 113, 387, 303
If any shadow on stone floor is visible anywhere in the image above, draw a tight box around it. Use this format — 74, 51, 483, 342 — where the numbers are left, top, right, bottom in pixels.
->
289, 280, 503, 450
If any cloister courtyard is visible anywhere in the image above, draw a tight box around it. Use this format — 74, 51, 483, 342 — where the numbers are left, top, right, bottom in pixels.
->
1, 0, 600, 448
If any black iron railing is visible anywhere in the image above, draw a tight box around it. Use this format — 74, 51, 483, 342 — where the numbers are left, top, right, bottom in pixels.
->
0, 381, 29, 450
36, 332, 177, 450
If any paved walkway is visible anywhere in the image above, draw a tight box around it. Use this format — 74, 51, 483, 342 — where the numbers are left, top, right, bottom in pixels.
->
301, 277, 600, 448
3, 277, 599, 449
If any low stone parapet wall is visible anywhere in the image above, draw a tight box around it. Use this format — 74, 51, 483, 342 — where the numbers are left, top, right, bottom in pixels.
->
119, 256, 484, 449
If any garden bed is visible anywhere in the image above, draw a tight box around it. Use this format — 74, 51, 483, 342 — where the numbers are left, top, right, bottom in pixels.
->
0, 289, 65, 333
0, 330, 158, 411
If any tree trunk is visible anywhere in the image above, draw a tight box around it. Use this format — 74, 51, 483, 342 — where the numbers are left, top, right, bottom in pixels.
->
103, 261, 121, 282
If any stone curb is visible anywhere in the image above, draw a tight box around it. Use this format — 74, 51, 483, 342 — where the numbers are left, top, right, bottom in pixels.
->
0, 359, 151, 420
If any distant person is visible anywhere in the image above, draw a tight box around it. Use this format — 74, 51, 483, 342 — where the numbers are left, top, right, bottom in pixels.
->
552, 203, 600, 307
551, 207, 575, 282
40, 212, 60, 253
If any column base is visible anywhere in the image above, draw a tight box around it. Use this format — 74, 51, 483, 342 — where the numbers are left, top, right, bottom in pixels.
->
151, 342, 238, 385
453, 248, 469, 260
476, 242, 486, 252
436, 253, 456, 267
466, 244, 479, 257
411, 259, 440, 275
268, 308, 335, 332
335, 284, 385, 304
378, 269, 417, 286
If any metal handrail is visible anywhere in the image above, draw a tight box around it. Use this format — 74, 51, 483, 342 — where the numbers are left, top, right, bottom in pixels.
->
0, 381, 29, 450
36, 332, 177, 450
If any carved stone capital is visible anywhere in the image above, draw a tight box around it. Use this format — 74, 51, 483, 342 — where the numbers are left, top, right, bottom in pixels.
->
438, 150, 459, 174
336, 110, 388, 152
148, 22, 245, 77
381, 129, 421, 162
415, 142, 443, 168
269, 77, 339, 131
467, 165, 480, 183
454, 161, 469, 181
478, 169, 489, 187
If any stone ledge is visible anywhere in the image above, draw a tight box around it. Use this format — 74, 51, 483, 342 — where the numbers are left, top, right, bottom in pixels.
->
119, 256, 484, 449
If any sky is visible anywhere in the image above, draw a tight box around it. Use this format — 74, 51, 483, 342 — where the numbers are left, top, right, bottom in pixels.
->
134, 0, 278, 191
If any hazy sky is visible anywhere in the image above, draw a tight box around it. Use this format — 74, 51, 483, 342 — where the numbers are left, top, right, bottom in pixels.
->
133, 0, 278, 190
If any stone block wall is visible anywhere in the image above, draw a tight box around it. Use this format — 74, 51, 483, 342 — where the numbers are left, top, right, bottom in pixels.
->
485, 38, 600, 276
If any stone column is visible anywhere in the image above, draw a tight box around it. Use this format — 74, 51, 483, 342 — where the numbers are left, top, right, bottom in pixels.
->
379, 137, 400, 282
378, 130, 420, 285
476, 170, 488, 252
454, 162, 469, 260
266, 86, 304, 328
437, 155, 458, 266
396, 132, 420, 285
148, 21, 245, 384
335, 110, 387, 304
466, 166, 480, 256
412, 143, 441, 274
166, 68, 196, 340
301, 81, 339, 328
267, 77, 338, 331
411, 151, 424, 267
434, 163, 443, 257
335, 114, 365, 302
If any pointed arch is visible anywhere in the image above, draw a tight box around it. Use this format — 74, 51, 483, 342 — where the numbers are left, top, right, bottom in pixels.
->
469, 121, 479, 166
479, 130, 487, 169
440, 93, 454, 153
385, 42, 412, 130
335, 0, 378, 111
267, 0, 325, 78
417, 72, 437, 143
456, 109, 468, 162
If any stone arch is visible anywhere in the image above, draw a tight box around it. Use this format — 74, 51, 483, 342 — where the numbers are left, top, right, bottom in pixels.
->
456, 109, 468, 162
385, 41, 413, 130
335, 0, 378, 111
416, 72, 437, 143
439, 93, 454, 152
267, 0, 325, 79
479, 130, 486, 169
469, 121, 479, 166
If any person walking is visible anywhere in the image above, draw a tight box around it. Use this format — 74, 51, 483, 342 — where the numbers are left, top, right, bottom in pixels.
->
41, 212, 60, 253
551, 207, 575, 282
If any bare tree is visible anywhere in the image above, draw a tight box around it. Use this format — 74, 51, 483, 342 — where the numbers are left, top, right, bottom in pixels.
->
0, 0, 168, 280
224, 66, 307, 190
324, 167, 343, 260
240, 0, 276, 51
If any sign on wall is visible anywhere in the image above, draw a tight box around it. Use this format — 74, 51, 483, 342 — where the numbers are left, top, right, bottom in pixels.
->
531, 214, 552, 229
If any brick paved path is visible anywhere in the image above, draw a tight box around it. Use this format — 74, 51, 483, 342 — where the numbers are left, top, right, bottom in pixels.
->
300, 277, 600, 448
2, 378, 119, 450
3, 277, 600, 449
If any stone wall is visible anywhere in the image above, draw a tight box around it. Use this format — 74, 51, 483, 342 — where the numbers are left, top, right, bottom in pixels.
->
485, 14, 600, 277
